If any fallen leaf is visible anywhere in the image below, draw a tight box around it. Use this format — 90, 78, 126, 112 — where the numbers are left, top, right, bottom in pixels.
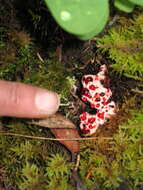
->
27, 113, 80, 153
27, 113, 75, 129
51, 128, 80, 153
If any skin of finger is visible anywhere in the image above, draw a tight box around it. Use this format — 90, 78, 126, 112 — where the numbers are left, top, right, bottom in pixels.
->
0, 80, 59, 118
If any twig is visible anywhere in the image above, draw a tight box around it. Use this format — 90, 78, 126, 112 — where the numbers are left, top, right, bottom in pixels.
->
131, 88, 143, 96
74, 154, 80, 172
37, 52, 44, 63
0, 131, 113, 141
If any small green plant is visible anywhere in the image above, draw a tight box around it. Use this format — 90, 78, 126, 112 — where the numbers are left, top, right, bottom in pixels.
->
97, 13, 143, 80
45, 154, 73, 190
46, 153, 72, 178
18, 162, 46, 190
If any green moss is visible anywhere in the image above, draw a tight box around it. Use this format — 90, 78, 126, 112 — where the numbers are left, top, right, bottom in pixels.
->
79, 105, 143, 189
0, 121, 72, 189
0, 25, 75, 189
0, 27, 74, 102
97, 13, 143, 80
24, 54, 75, 100
45, 154, 73, 190
2, 102, 142, 189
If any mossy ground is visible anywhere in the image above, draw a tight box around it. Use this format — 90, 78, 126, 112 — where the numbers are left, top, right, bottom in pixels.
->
0, 1, 143, 190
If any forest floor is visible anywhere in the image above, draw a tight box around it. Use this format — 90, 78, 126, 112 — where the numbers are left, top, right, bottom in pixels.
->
0, 0, 143, 190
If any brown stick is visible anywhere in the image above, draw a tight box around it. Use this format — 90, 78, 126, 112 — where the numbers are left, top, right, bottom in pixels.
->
131, 89, 143, 96
0, 131, 113, 141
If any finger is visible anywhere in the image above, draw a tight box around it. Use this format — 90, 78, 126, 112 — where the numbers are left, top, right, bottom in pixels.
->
0, 80, 60, 118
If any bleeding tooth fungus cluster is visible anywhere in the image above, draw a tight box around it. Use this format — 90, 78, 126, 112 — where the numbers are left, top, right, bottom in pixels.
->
80, 64, 116, 135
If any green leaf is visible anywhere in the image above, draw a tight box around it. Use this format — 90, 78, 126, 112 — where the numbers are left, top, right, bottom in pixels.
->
114, 0, 135, 13
128, 0, 143, 6
44, 0, 109, 40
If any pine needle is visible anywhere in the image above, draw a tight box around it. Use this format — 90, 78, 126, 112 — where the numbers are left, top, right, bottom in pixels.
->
0, 131, 113, 141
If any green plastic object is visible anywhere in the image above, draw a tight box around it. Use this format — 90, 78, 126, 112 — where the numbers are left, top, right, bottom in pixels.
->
128, 0, 143, 6
114, 0, 135, 12
44, 0, 109, 40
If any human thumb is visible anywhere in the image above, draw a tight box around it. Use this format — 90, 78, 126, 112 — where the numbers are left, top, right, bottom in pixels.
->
0, 80, 60, 118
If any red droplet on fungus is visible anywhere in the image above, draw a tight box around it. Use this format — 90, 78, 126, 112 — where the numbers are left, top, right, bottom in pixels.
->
97, 112, 105, 120
95, 104, 100, 108
84, 76, 93, 84
88, 117, 96, 123
95, 76, 99, 80
89, 125, 95, 129
102, 101, 107, 105
91, 104, 95, 108
89, 84, 96, 90
80, 112, 87, 121
82, 97, 87, 102
94, 94, 98, 99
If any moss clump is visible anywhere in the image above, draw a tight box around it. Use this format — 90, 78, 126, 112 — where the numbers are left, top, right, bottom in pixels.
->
97, 12, 143, 80
0, 124, 73, 190
0, 23, 76, 189
0, 27, 75, 102
79, 104, 143, 189
1, 98, 142, 189
24, 54, 75, 100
